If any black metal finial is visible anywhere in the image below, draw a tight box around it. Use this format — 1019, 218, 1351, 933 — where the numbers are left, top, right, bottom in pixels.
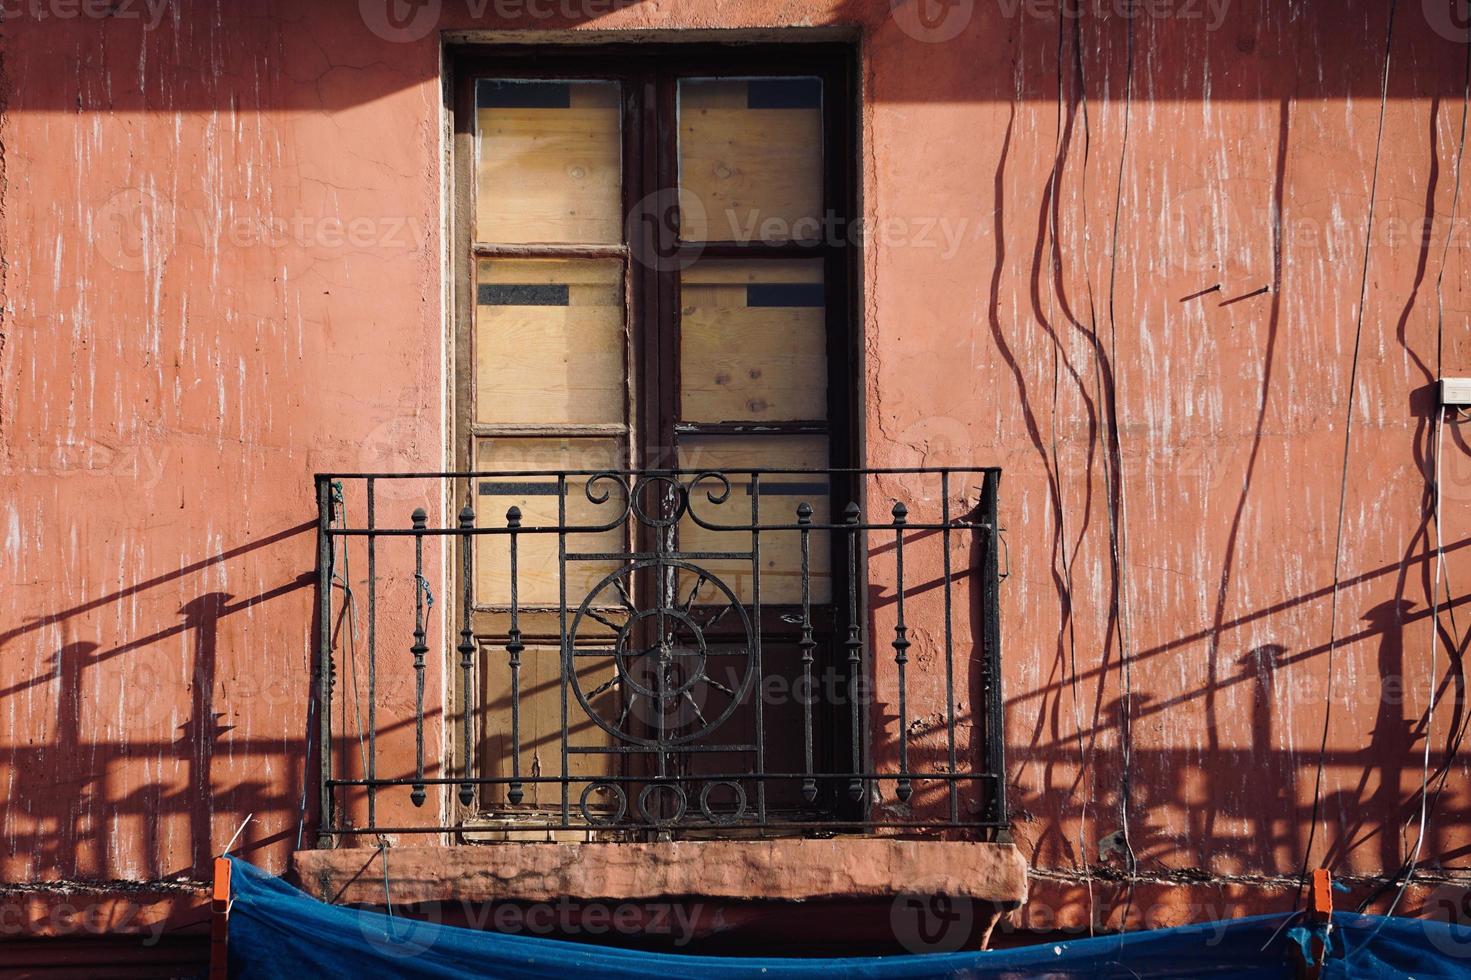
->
796, 501, 813, 524
891, 501, 908, 524
506, 505, 522, 528
411, 507, 427, 528
458, 503, 475, 528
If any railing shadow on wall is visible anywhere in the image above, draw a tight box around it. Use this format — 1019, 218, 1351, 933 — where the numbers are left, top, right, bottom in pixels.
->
0, 521, 319, 896
0, 513, 1465, 921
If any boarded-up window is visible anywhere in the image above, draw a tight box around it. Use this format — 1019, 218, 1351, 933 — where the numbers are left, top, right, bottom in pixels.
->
459, 51, 853, 827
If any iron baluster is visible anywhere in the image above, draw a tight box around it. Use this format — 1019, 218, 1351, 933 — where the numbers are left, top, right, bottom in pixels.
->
410, 508, 428, 807
558, 475, 569, 828
315, 476, 334, 845
457, 503, 476, 807
980, 471, 1008, 839
750, 473, 765, 826
891, 501, 911, 803
506, 506, 525, 805
366, 478, 377, 828
941, 472, 958, 824
797, 501, 817, 804
844, 501, 863, 803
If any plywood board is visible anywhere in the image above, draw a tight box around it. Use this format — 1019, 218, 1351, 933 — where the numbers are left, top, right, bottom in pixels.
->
678, 79, 822, 243
475, 258, 626, 426
680, 260, 826, 424
473, 437, 628, 608
476, 81, 621, 244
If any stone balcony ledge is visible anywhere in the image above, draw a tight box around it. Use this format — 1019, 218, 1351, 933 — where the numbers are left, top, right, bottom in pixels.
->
294, 839, 1027, 951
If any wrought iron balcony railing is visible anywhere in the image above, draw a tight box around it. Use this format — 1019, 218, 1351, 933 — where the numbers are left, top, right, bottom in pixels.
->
313, 466, 1006, 842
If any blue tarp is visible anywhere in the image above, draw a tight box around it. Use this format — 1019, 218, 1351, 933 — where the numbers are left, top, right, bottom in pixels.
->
227, 855, 1471, 978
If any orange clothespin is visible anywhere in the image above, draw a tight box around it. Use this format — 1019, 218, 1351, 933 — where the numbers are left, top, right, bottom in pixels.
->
210, 855, 232, 980
210, 814, 250, 980
1310, 868, 1334, 921
1293, 868, 1335, 979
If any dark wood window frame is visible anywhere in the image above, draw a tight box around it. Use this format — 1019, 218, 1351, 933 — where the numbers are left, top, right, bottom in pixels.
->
448, 42, 866, 828
451, 42, 858, 472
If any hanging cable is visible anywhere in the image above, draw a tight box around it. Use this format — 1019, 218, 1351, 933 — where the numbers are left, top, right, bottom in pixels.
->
1298, 0, 1399, 906
1382, 405, 1448, 918
379, 840, 394, 919
329, 485, 373, 822
1103, 7, 1141, 932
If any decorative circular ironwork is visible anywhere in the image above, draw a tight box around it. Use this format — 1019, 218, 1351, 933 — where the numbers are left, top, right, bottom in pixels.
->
568, 560, 755, 747
579, 781, 628, 827
698, 780, 747, 826
637, 783, 688, 826
613, 608, 708, 701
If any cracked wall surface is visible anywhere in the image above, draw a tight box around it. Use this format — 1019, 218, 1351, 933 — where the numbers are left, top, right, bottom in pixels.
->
1, 0, 1469, 940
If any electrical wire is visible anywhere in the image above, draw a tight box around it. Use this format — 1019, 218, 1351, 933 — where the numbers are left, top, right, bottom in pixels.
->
1104, 9, 1141, 930
1042, 5, 1098, 934
328, 489, 373, 830
1382, 405, 1447, 919
1297, 0, 1399, 906
1336, 407, 1452, 975
1350, 13, 1471, 918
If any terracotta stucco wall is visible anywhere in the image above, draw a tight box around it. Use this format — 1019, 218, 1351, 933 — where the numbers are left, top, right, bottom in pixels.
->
2, 0, 1469, 939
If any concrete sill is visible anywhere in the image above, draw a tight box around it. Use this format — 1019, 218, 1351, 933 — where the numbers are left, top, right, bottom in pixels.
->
294, 838, 1027, 951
